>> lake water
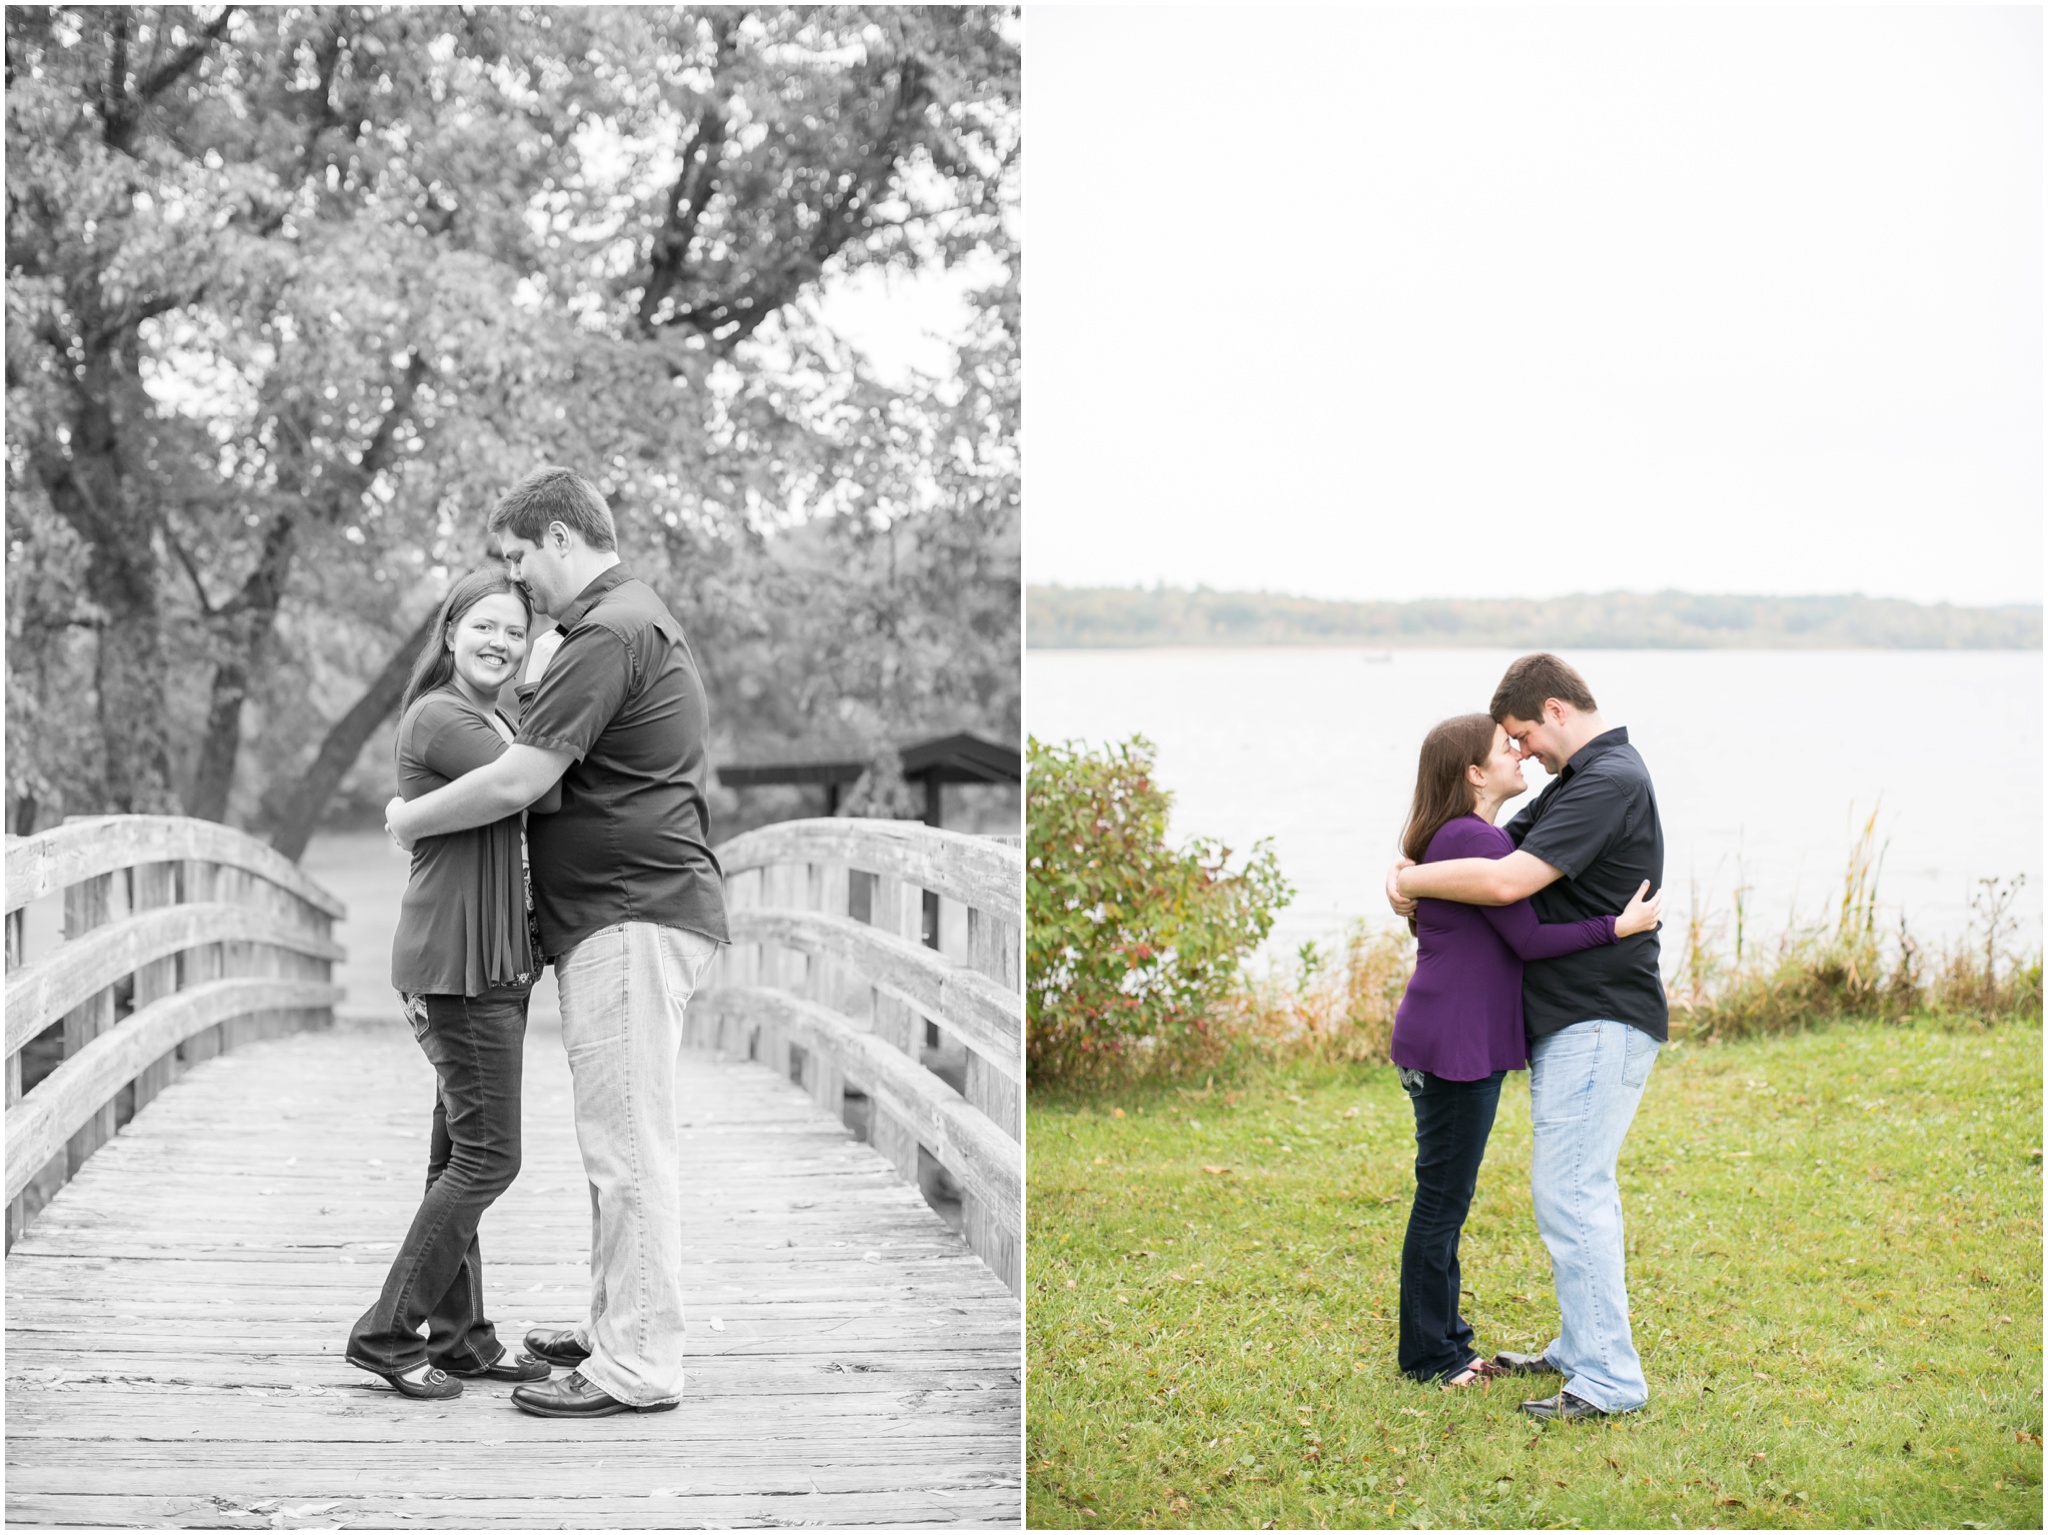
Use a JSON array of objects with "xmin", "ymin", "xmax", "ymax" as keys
[{"xmin": 1026, "ymin": 648, "xmax": 2042, "ymax": 964}]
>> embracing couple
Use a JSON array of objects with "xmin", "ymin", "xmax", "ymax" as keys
[
  {"xmin": 1384, "ymin": 652, "xmax": 1666, "ymax": 1421},
  {"xmin": 342, "ymin": 465, "xmax": 729, "ymax": 1420}
]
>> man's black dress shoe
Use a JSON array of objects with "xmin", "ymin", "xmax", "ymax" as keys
[
  {"xmin": 523, "ymin": 1328, "xmax": 591, "ymax": 1368},
  {"xmin": 511, "ymin": 1369, "xmax": 680, "ymax": 1419},
  {"xmin": 1519, "ymin": 1390, "xmax": 1608, "ymax": 1421},
  {"xmin": 443, "ymin": 1352, "xmax": 551, "ymax": 1383},
  {"xmin": 345, "ymin": 1356, "xmax": 463, "ymax": 1400},
  {"xmin": 1493, "ymin": 1350, "xmax": 1564, "ymax": 1376}
]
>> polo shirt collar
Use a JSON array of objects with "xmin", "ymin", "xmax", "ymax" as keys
[
  {"xmin": 1558, "ymin": 725, "xmax": 1629, "ymax": 781},
  {"xmin": 555, "ymin": 563, "xmax": 632, "ymax": 631}
]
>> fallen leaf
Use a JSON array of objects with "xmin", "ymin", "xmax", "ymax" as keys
[
  {"xmin": 1200, "ymin": 1165, "xmax": 1231, "ymax": 1176},
  {"xmin": 1112, "ymin": 1108, "xmax": 1125, "ymax": 1119}
]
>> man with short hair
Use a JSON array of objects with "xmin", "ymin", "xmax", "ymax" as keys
[
  {"xmin": 1387, "ymin": 652, "xmax": 1665, "ymax": 1420},
  {"xmin": 387, "ymin": 465, "xmax": 728, "ymax": 1419}
]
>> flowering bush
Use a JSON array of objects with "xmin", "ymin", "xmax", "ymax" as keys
[{"xmin": 1026, "ymin": 735, "xmax": 1290, "ymax": 1083}]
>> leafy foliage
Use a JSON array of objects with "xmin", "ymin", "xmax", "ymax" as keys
[
  {"xmin": 6, "ymin": 5, "xmax": 1019, "ymax": 849},
  {"xmin": 1028, "ymin": 585, "xmax": 2043, "ymax": 650},
  {"xmin": 1026, "ymin": 735, "xmax": 1290, "ymax": 1083}
]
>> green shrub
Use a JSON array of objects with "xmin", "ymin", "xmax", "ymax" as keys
[{"xmin": 1026, "ymin": 735, "xmax": 1289, "ymax": 1083}]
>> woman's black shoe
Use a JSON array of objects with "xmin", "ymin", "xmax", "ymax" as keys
[
  {"xmin": 443, "ymin": 1352, "xmax": 551, "ymax": 1383},
  {"xmin": 346, "ymin": 1356, "xmax": 463, "ymax": 1400}
]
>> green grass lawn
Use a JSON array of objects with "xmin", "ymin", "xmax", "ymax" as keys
[{"xmin": 1026, "ymin": 1017, "xmax": 2043, "ymax": 1529}]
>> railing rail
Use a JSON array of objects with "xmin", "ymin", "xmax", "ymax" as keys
[
  {"xmin": 695, "ymin": 818, "xmax": 1024, "ymax": 1293},
  {"xmin": 4, "ymin": 816, "xmax": 345, "ymax": 1246}
]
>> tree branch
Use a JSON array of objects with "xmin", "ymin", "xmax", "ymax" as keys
[
  {"xmin": 163, "ymin": 518, "xmax": 219, "ymax": 617},
  {"xmin": 135, "ymin": 7, "xmax": 236, "ymax": 105}
]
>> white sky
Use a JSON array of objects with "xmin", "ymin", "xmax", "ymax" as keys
[{"xmin": 1025, "ymin": 6, "xmax": 2043, "ymax": 605}]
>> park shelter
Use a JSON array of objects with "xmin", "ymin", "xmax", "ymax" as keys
[{"xmin": 716, "ymin": 731, "xmax": 1020, "ymax": 828}]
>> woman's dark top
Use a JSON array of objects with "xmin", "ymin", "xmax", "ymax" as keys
[
  {"xmin": 1390, "ymin": 816, "xmax": 1618, "ymax": 1080},
  {"xmin": 391, "ymin": 690, "xmax": 534, "ymax": 997}
]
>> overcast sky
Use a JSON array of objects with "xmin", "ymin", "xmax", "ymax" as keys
[{"xmin": 1025, "ymin": 6, "xmax": 2042, "ymax": 606}]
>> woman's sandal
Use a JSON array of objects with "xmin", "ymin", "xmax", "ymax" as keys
[
  {"xmin": 346, "ymin": 1355, "xmax": 463, "ymax": 1400},
  {"xmin": 1441, "ymin": 1357, "xmax": 1511, "ymax": 1389}
]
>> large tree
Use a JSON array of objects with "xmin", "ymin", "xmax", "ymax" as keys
[{"xmin": 6, "ymin": 4, "xmax": 1019, "ymax": 852}]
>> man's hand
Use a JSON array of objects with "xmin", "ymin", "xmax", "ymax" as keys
[
  {"xmin": 1385, "ymin": 856, "xmax": 1418, "ymax": 919},
  {"xmin": 385, "ymin": 795, "xmax": 416, "ymax": 854}
]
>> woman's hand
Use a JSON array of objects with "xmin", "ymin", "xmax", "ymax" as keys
[
  {"xmin": 385, "ymin": 796, "xmax": 417, "ymax": 854},
  {"xmin": 1614, "ymin": 879, "xmax": 1663, "ymax": 937},
  {"xmin": 1385, "ymin": 857, "xmax": 1418, "ymax": 919}
]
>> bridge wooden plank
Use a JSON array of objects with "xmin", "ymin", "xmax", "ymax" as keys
[
  {"xmin": 729, "ymin": 906, "xmax": 1023, "ymax": 1084},
  {"xmin": 717, "ymin": 818, "xmax": 1022, "ymax": 928},
  {"xmin": 5, "ymin": 817, "xmax": 347, "ymax": 920},
  {"xmin": 5, "ymin": 1024, "xmax": 1020, "ymax": 1528},
  {"xmin": 4, "ymin": 979, "xmax": 344, "ymax": 1202},
  {"xmin": 5, "ymin": 902, "xmax": 346, "ymax": 1052}
]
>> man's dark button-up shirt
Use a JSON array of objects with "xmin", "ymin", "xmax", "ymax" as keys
[
  {"xmin": 1505, "ymin": 726, "xmax": 1667, "ymax": 1043},
  {"xmin": 516, "ymin": 564, "xmax": 729, "ymax": 958}
]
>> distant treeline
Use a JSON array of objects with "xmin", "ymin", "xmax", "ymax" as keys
[{"xmin": 1028, "ymin": 586, "xmax": 2043, "ymax": 650}]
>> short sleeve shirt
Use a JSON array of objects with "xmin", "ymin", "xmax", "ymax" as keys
[
  {"xmin": 515, "ymin": 565, "xmax": 729, "ymax": 958},
  {"xmin": 390, "ymin": 690, "xmax": 534, "ymax": 995},
  {"xmin": 1504, "ymin": 727, "xmax": 1668, "ymax": 1042}
]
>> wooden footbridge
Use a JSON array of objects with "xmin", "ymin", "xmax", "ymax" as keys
[{"xmin": 5, "ymin": 816, "xmax": 1023, "ymax": 1529}]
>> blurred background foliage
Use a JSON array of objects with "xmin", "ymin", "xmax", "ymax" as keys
[{"xmin": 7, "ymin": 3, "xmax": 1019, "ymax": 855}]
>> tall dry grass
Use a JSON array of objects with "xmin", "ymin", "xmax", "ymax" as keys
[
  {"xmin": 1200, "ymin": 812, "xmax": 2040, "ymax": 1072},
  {"xmin": 1672, "ymin": 810, "xmax": 2040, "ymax": 1040}
]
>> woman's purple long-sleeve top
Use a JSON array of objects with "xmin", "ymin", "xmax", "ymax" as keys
[{"xmin": 1390, "ymin": 815, "xmax": 1617, "ymax": 1080}]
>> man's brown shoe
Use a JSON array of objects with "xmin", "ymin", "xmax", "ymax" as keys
[
  {"xmin": 523, "ymin": 1328, "xmax": 591, "ymax": 1368},
  {"xmin": 511, "ymin": 1370, "xmax": 679, "ymax": 1419}
]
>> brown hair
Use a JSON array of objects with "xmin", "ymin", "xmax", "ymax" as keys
[
  {"xmin": 1400, "ymin": 713, "xmax": 1498, "ymax": 866},
  {"xmin": 1489, "ymin": 652, "xmax": 1597, "ymax": 724},
  {"xmin": 399, "ymin": 568, "xmax": 533, "ymax": 716},
  {"xmin": 487, "ymin": 465, "xmax": 618, "ymax": 551}
]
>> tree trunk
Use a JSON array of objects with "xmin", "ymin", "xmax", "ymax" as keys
[
  {"xmin": 266, "ymin": 604, "xmax": 437, "ymax": 862},
  {"xmin": 185, "ymin": 515, "xmax": 297, "ymax": 823},
  {"xmin": 29, "ymin": 359, "xmax": 179, "ymax": 815}
]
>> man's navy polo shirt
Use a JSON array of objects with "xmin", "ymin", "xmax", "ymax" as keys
[
  {"xmin": 1505, "ymin": 726, "xmax": 1668, "ymax": 1043},
  {"xmin": 516, "ymin": 564, "xmax": 730, "ymax": 959}
]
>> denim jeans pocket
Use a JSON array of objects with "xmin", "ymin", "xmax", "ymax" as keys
[
  {"xmin": 1621, "ymin": 1026, "xmax": 1659, "ymax": 1090},
  {"xmin": 399, "ymin": 991, "xmax": 431, "ymax": 1044}
]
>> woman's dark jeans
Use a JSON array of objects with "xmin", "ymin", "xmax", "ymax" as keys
[
  {"xmin": 347, "ymin": 983, "xmax": 529, "ymax": 1373},
  {"xmin": 1397, "ymin": 1067, "xmax": 1506, "ymax": 1382}
]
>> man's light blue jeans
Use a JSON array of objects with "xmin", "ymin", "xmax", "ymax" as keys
[
  {"xmin": 555, "ymin": 920, "xmax": 721, "ymax": 1407},
  {"xmin": 1527, "ymin": 1018, "xmax": 1660, "ymax": 1412}
]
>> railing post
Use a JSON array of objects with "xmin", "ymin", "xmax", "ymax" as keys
[
  {"xmin": 964, "ymin": 905, "xmax": 1022, "ymax": 1289},
  {"xmin": 866, "ymin": 871, "xmax": 926, "ymax": 1184},
  {"xmin": 129, "ymin": 862, "xmax": 182, "ymax": 1115},
  {"xmin": 179, "ymin": 859, "xmax": 224, "ymax": 1066},
  {"xmin": 62, "ymin": 871, "xmax": 116, "ymax": 1177},
  {"xmin": 6, "ymin": 895, "xmax": 26, "ymax": 1249}
]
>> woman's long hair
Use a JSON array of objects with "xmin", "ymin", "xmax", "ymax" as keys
[
  {"xmin": 399, "ymin": 568, "xmax": 532, "ymax": 717},
  {"xmin": 1399, "ymin": 713, "xmax": 1498, "ymax": 865}
]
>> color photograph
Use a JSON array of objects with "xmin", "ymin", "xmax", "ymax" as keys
[
  {"xmin": 1024, "ymin": 7, "xmax": 2041, "ymax": 1529},
  {"xmin": 5, "ymin": 6, "xmax": 1021, "ymax": 1527}
]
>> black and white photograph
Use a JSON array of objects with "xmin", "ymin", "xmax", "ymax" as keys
[{"xmin": 5, "ymin": 6, "xmax": 1021, "ymax": 1527}]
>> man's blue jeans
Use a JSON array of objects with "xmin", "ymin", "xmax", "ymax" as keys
[{"xmin": 1527, "ymin": 1018, "xmax": 1659, "ymax": 1412}]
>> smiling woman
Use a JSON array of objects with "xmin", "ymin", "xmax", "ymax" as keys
[{"xmin": 344, "ymin": 565, "xmax": 561, "ymax": 1399}]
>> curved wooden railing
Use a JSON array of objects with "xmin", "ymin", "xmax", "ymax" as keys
[
  {"xmin": 4, "ymin": 817, "xmax": 345, "ymax": 1248},
  {"xmin": 694, "ymin": 818, "xmax": 1023, "ymax": 1293}
]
